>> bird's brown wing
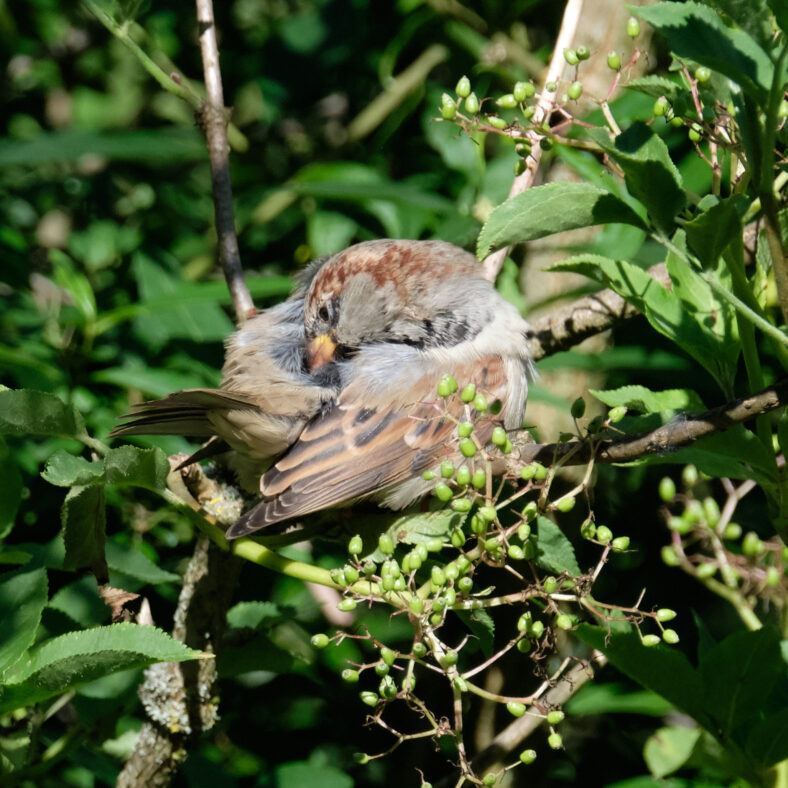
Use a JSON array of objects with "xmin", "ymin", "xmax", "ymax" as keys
[
  {"xmin": 109, "ymin": 389, "xmax": 264, "ymax": 438},
  {"xmin": 226, "ymin": 355, "xmax": 511, "ymax": 537}
]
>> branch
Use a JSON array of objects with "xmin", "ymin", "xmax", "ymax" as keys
[
  {"xmin": 517, "ymin": 377, "xmax": 788, "ymax": 467},
  {"xmin": 195, "ymin": 0, "xmax": 255, "ymax": 325},
  {"xmin": 482, "ymin": 0, "xmax": 585, "ymax": 283}
]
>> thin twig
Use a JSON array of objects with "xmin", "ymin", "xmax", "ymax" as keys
[
  {"xmin": 481, "ymin": 0, "xmax": 585, "ymax": 283},
  {"xmin": 195, "ymin": 0, "xmax": 255, "ymax": 325}
]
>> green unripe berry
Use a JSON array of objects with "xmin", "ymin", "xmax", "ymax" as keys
[
  {"xmin": 393, "ymin": 575, "xmax": 406, "ymax": 591},
  {"xmin": 507, "ymin": 701, "xmax": 526, "ymax": 717},
  {"xmin": 607, "ymin": 51, "xmax": 621, "ymax": 70},
  {"xmin": 546, "ymin": 710, "xmax": 565, "ymax": 725},
  {"xmin": 409, "ymin": 598, "xmax": 424, "ymax": 614},
  {"xmin": 482, "ymin": 774, "xmax": 497, "ymax": 787},
  {"xmin": 580, "ymin": 519, "xmax": 596, "ymax": 539},
  {"xmin": 441, "ymin": 459, "xmax": 455, "ymax": 478},
  {"xmin": 702, "ymin": 497, "xmax": 720, "ymax": 527},
  {"xmin": 457, "ymin": 576, "xmax": 473, "ymax": 593},
  {"xmin": 522, "ymin": 540, "xmax": 536, "ymax": 560},
  {"xmin": 517, "ymin": 612, "xmax": 532, "ymax": 631},
  {"xmin": 432, "ymin": 596, "xmax": 446, "ymax": 614},
  {"xmin": 437, "ymin": 373, "xmax": 458, "ymax": 398},
  {"xmin": 694, "ymin": 66, "xmax": 711, "ymax": 83},
  {"xmin": 430, "ymin": 612, "xmax": 442, "ymax": 626},
  {"xmin": 669, "ymin": 114, "xmax": 684, "ymax": 127},
  {"xmin": 473, "ymin": 393, "xmax": 488, "ymax": 412},
  {"xmin": 658, "ymin": 477, "xmax": 676, "ymax": 502},
  {"xmin": 444, "ymin": 587, "xmax": 456, "ymax": 605},
  {"xmin": 338, "ymin": 598, "xmax": 357, "ymax": 612},
  {"xmin": 461, "ymin": 383, "xmax": 477, "ymax": 402},
  {"xmin": 379, "ymin": 647, "xmax": 396, "ymax": 666},
  {"xmin": 508, "ymin": 544, "xmax": 525, "ymax": 560},
  {"xmin": 533, "ymin": 463, "xmax": 548, "ymax": 481},
  {"xmin": 563, "ymin": 48, "xmax": 579, "ymax": 65},
  {"xmin": 456, "ymin": 555, "xmax": 471, "ymax": 573},
  {"xmin": 519, "ymin": 749, "xmax": 537, "ymax": 764},
  {"xmin": 513, "ymin": 81, "xmax": 535, "ymax": 101},
  {"xmin": 661, "ymin": 545, "xmax": 680, "ymax": 566},
  {"xmin": 724, "ymin": 522, "xmax": 742, "ymax": 540},
  {"xmin": 379, "ymin": 675, "xmax": 397, "ymax": 698},
  {"xmin": 682, "ymin": 464, "xmax": 698, "ymax": 487},
  {"xmin": 344, "ymin": 565, "xmax": 359, "ymax": 584},
  {"xmin": 529, "ymin": 620, "xmax": 545, "ymax": 638},
  {"xmin": 668, "ymin": 516, "xmax": 691, "ymax": 535},
  {"xmin": 517, "ymin": 523, "xmax": 532, "ymax": 542},
  {"xmin": 455, "ymin": 465, "xmax": 471, "ymax": 486},
  {"xmin": 421, "ymin": 469, "xmax": 435, "ymax": 481},
  {"xmin": 360, "ymin": 691, "xmax": 379, "ymax": 706},
  {"xmin": 515, "ymin": 141, "xmax": 532, "ymax": 157},
  {"xmin": 779, "ymin": 100, "xmax": 788, "ymax": 119},
  {"xmin": 766, "ymin": 566, "xmax": 781, "ymax": 586},
  {"xmin": 451, "ymin": 497, "xmax": 472, "ymax": 513},
  {"xmin": 426, "ymin": 538, "xmax": 443, "ymax": 552},
  {"xmin": 523, "ymin": 501, "xmax": 538, "ymax": 521},
  {"xmin": 486, "ymin": 115, "xmax": 507, "ymax": 129},
  {"xmin": 626, "ymin": 16, "xmax": 640, "ymax": 37},
  {"xmin": 688, "ymin": 124, "xmax": 701, "ymax": 142},
  {"xmin": 520, "ymin": 464, "xmax": 537, "ymax": 481},
  {"xmin": 611, "ymin": 536, "xmax": 630, "ymax": 552},
  {"xmin": 464, "ymin": 92, "xmax": 480, "ymax": 115},
  {"xmin": 556, "ymin": 496, "xmax": 576, "ymax": 513},
  {"xmin": 576, "ymin": 45, "xmax": 590, "ymax": 60},
  {"xmin": 459, "ymin": 438, "xmax": 476, "ymax": 457},
  {"xmin": 545, "ymin": 81, "xmax": 557, "ymax": 92},
  {"xmin": 362, "ymin": 560, "xmax": 376, "ymax": 576},
  {"xmin": 608, "ymin": 405, "xmax": 627, "ymax": 423},
  {"xmin": 415, "ymin": 543, "xmax": 428, "ymax": 561},
  {"xmin": 539, "ymin": 137, "xmax": 554, "ymax": 151},
  {"xmin": 348, "ymin": 534, "xmax": 363, "ymax": 555},
  {"xmin": 440, "ymin": 94, "xmax": 457, "ymax": 120},
  {"xmin": 381, "ymin": 575, "xmax": 395, "ymax": 591},
  {"xmin": 470, "ymin": 514, "xmax": 486, "ymax": 535},
  {"xmin": 567, "ymin": 81, "xmax": 583, "ymax": 100},
  {"xmin": 342, "ymin": 668, "xmax": 360, "ymax": 683},
  {"xmin": 440, "ymin": 650, "xmax": 458, "ymax": 668},
  {"xmin": 457, "ymin": 421, "xmax": 474, "ymax": 438},
  {"xmin": 354, "ymin": 752, "xmax": 370, "ymax": 764},
  {"xmin": 450, "ymin": 529, "xmax": 465, "ymax": 548},
  {"xmin": 456, "ymin": 75, "xmax": 471, "ymax": 98},
  {"xmin": 555, "ymin": 614, "xmax": 574, "ymax": 630},
  {"xmin": 496, "ymin": 93, "xmax": 518, "ymax": 109},
  {"xmin": 516, "ymin": 637, "xmax": 532, "ymax": 653},
  {"xmin": 478, "ymin": 506, "xmax": 497, "ymax": 523},
  {"xmin": 642, "ymin": 634, "xmax": 661, "ymax": 647},
  {"xmin": 471, "ymin": 469, "xmax": 486, "ymax": 489},
  {"xmin": 311, "ymin": 633, "xmax": 330, "ymax": 649},
  {"xmin": 696, "ymin": 562, "xmax": 717, "ymax": 579},
  {"xmin": 431, "ymin": 566, "xmax": 446, "ymax": 587},
  {"xmin": 570, "ymin": 397, "xmax": 586, "ymax": 419},
  {"xmin": 548, "ymin": 732, "xmax": 564, "ymax": 750},
  {"xmin": 596, "ymin": 525, "xmax": 613, "ymax": 544},
  {"xmin": 378, "ymin": 533, "xmax": 395, "ymax": 555},
  {"xmin": 543, "ymin": 576, "xmax": 558, "ymax": 594},
  {"xmin": 653, "ymin": 96, "xmax": 670, "ymax": 116},
  {"xmin": 662, "ymin": 629, "xmax": 679, "ymax": 644},
  {"xmin": 656, "ymin": 608, "xmax": 676, "ymax": 622},
  {"xmin": 412, "ymin": 642, "xmax": 428, "ymax": 658},
  {"xmin": 742, "ymin": 531, "xmax": 763, "ymax": 556},
  {"xmin": 434, "ymin": 482, "xmax": 453, "ymax": 502},
  {"xmin": 491, "ymin": 426, "xmax": 507, "ymax": 446}
]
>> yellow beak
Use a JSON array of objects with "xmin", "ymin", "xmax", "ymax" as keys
[{"xmin": 307, "ymin": 333, "xmax": 337, "ymax": 371}]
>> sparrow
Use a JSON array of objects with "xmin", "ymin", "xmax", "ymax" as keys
[{"xmin": 111, "ymin": 239, "xmax": 532, "ymax": 539}]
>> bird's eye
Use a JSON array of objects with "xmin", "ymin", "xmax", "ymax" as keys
[{"xmin": 317, "ymin": 305, "xmax": 330, "ymax": 322}]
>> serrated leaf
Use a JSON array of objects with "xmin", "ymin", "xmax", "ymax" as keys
[
  {"xmin": 0, "ymin": 389, "xmax": 86, "ymax": 440},
  {"xmin": 0, "ymin": 623, "xmax": 203, "ymax": 713},
  {"xmin": 103, "ymin": 445, "xmax": 169, "ymax": 491},
  {"xmin": 625, "ymin": 75, "xmax": 684, "ymax": 101},
  {"xmin": 61, "ymin": 485, "xmax": 106, "ymax": 576},
  {"xmin": 634, "ymin": 2, "xmax": 774, "ymax": 103},
  {"xmin": 590, "ymin": 386, "xmax": 705, "ymax": 414},
  {"xmin": 684, "ymin": 195, "xmax": 748, "ymax": 268},
  {"xmin": 534, "ymin": 516, "xmax": 580, "ymax": 576},
  {"xmin": 48, "ymin": 576, "xmax": 109, "ymax": 628},
  {"xmin": 227, "ymin": 601, "xmax": 283, "ymax": 630},
  {"xmin": 42, "ymin": 450, "xmax": 105, "ymax": 487},
  {"xmin": 476, "ymin": 182, "xmax": 646, "ymax": 258},
  {"xmin": 105, "ymin": 541, "xmax": 179, "ymax": 585},
  {"xmin": 0, "ymin": 568, "xmax": 48, "ymax": 678},
  {"xmin": 588, "ymin": 122, "xmax": 684, "ymax": 233},
  {"xmin": 644, "ymin": 726, "xmax": 702, "ymax": 778}
]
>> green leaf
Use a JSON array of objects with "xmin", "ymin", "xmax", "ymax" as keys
[
  {"xmin": 634, "ymin": 2, "xmax": 774, "ymax": 103},
  {"xmin": 712, "ymin": 0, "xmax": 774, "ymax": 48},
  {"xmin": 566, "ymin": 683, "xmax": 674, "ymax": 717},
  {"xmin": 588, "ymin": 122, "xmax": 685, "ymax": 233},
  {"xmin": 48, "ymin": 576, "xmax": 109, "ymax": 628},
  {"xmin": 643, "ymin": 726, "xmax": 702, "ymax": 778},
  {"xmin": 306, "ymin": 211, "xmax": 358, "ymax": 257},
  {"xmin": 590, "ymin": 386, "xmax": 705, "ymax": 414},
  {"xmin": 684, "ymin": 195, "xmax": 748, "ymax": 269},
  {"xmin": 0, "ymin": 389, "xmax": 86, "ymax": 440},
  {"xmin": 745, "ymin": 707, "xmax": 788, "ymax": 767},
  {"xmin": 0, "ymin": 623, "xmax": 203, "ymax": 714},
  {"xmin": 768, "ymin": 0, "xmax": 788, "ymax": 35},
  {"xmin": 61, "ymin": 485, "xmax": 107, "ymax": 576},
  {"xmin": 699, "ymin": 627, "xmax": 784, "ymax": 738},
  {"xmin": 105, "ymin": 541, "xmax": 179, "ymax": 585},
  {"xmin": 476, "ymin": 182, "xmax": 646, "ymax": 258},
  {"xmin": 104, "ymin": 445, "xmax": 170, "ymax": 491},
  {"xmin": 42, "ymin": 450, "xmax": 105, "ymax": 487},
  {"xmin": 227, "ymin": 601, "xmax": 283, "ymax": 630},
  {"xmin": 0, "ymin": 568, "xmax": 48, "ymax": 678},
  {"xmin": 457, "ymin": 609, "xmax": 495, "ymax": 658},
  {"xmin": 534, "ymin": 516, "xmax": 580, "ymax": 576},
  {"xmin": 275, "ymin": 761, "xmax": 353, "ymax": 788},
  {"xmin": 0, "ymin": 438, "xmax": 22, "ymax": 540},
  {"xmin": 576, "ymin": 624, "xmax": 710, "ymax": 728},
  {"xmin": 624, "ymin": 74, "xmax": 684, "ymax": 101}
]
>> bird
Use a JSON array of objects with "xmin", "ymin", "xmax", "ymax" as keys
[{"xmin": 111, "ymin": 239, "xmax": 532, "ymax": 539}]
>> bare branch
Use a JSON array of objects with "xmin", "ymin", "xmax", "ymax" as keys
[
  {"xmin": 482, "ymin": 0, "xmax": 585, "ymax": 283},
  {"xmin": 517, "ymin": 377, "xmax": 788, "ymax": 467},
  {"xmin": 195, "ymin": 0, "xmax": 255, "ymax": 325}
]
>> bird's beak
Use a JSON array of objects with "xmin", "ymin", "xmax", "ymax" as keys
[{"xmin": 307, "ymin": 333, "xmax": 337, "ymax": 371}]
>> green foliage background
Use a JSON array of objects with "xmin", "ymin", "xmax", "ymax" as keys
[{"xmin": 1, "ymin": 1, "xmax": 787, "ymax": 786}]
